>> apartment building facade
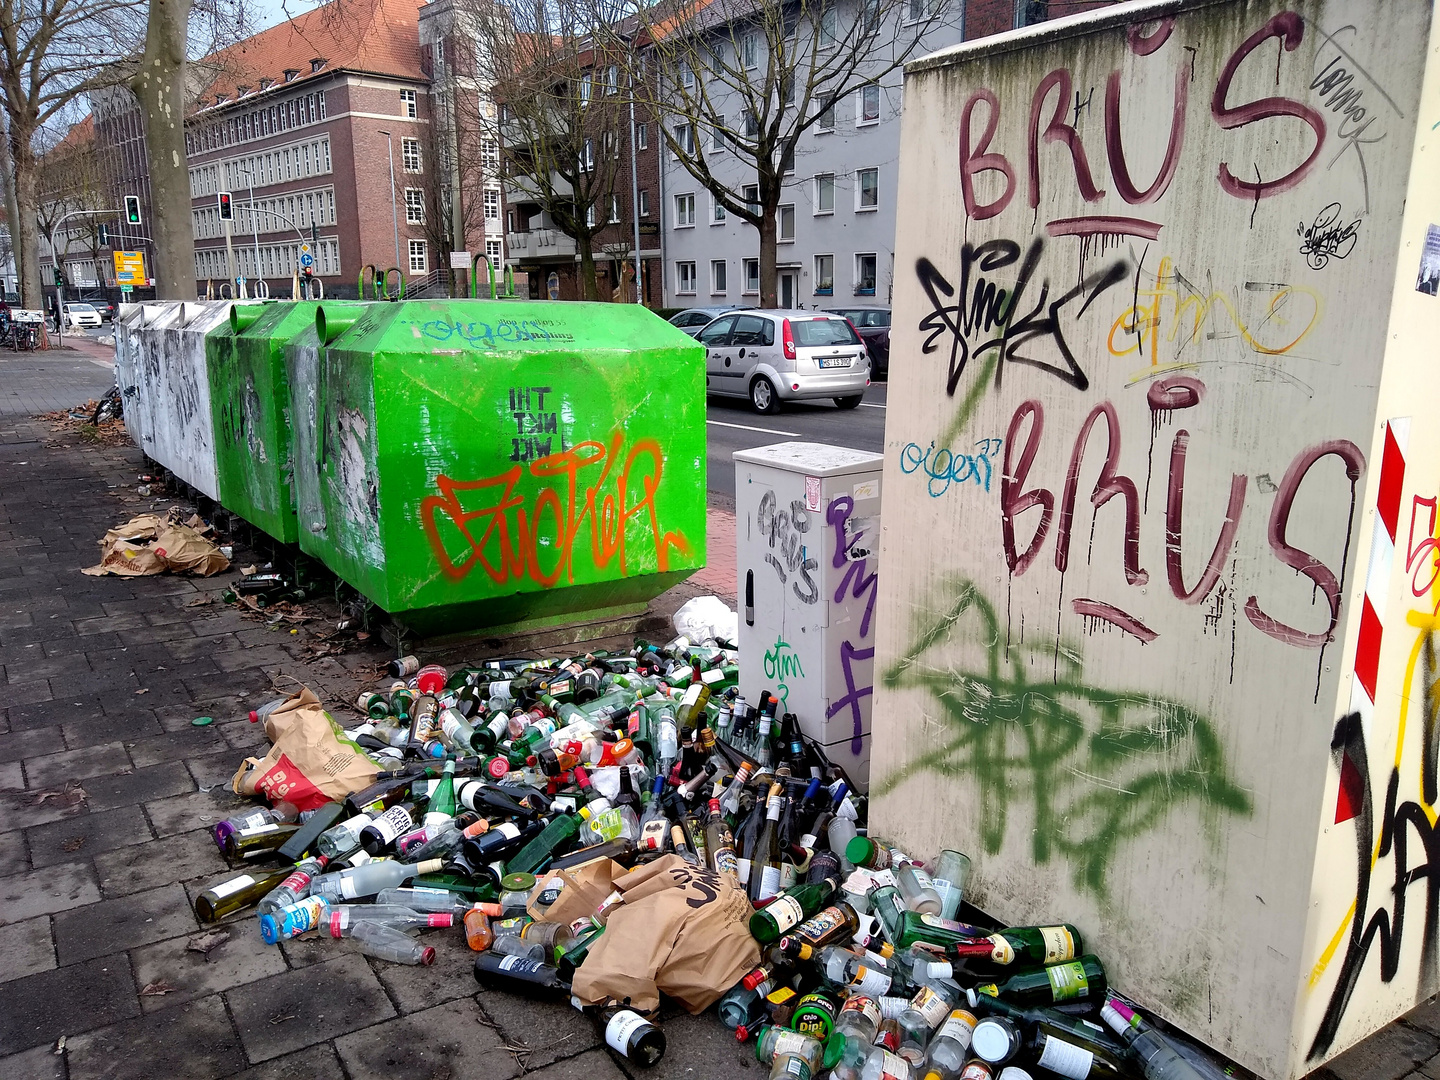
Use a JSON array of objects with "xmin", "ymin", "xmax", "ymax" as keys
[{"xmin": 660, "ymin": 0, "xmax": 1111, "ymax": 309}]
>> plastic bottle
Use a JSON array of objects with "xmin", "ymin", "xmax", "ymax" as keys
[
  {"xmin": 247, "ymin": 697, "xmax": 290, "ymax": 725},
  {"xmin": 309, "ymin": 857, "xmax": 444, "ymax": 901},
  {"xmin": 256, "ymin": 855, "xmax": 327, "ymax": 916},
  {"xmin": 352, "ymin": 919, "xmax": 435, "ymax": 965},
  {"xmin": 465, "ymin": 907, "xmax": 495, "ymax": 951},
  {"xmin": 259, "ymin": 895, "xmax": 329, "ymax": 944}
]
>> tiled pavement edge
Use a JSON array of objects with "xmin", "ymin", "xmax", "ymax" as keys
[{"xmin": 2, "ymin": 356, "xmax": 1432, "ymax": 1079}]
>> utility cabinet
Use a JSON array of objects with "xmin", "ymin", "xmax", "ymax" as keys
[{"xmin": 735, "ymin": 443, "xmax": 883, "ymax": 788}]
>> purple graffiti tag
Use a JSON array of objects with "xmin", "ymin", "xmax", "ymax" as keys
[
  {"xmin": 826, "ymin": 640, "xmax": 877, "ymax": 756},
  {"xmin": 828, "ymin": 496, "xmax": 879, "ymax": 638}
]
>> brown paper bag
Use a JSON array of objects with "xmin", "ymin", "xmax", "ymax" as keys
[
  {"xmin": 230, "ymin": 686, "xmax": 378, "ymax": 811},
  {"xmin": 83, "ymin": 513, "xmax": 229, "ymax": 577},
  {"xmin": 153, "ymin": 523, "xmax": 229, "ymax": 575},
  {"xmin": 570, "ymin": 854, "xmax": 759, "ymax": 1014},
  {"xmin": 527, "ymin": 860, "xmax": 620, "ymax": 924}
]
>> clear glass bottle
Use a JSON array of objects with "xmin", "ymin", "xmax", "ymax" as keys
[{"xmin": 930, "ymin": 851, "xmax": 970, "ymax": 921}]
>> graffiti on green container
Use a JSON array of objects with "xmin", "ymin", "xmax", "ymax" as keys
[
  {"xmin": 419, "ymin": 317, "xmax": 575, "ymax": 348},
  {"xmin": 420, "ymin": 428, "xmax": 693, "ymax": 587},
  {"xmin": 877, "ymin": 577, "xmax": 1251, "ymax": 897},
  {"xmin": 509, "ymin": 385, "xmax": 567, "ymax": 463}
]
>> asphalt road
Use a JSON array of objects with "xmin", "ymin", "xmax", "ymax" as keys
[{"xmin": 705, "ymin": 379, "xmax": 888, "ymax": 501}]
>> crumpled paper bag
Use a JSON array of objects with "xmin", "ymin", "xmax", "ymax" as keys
[
  {"xmin": 571, "ymin": 854, "xmax": 759, "ymax": 1014},
  {"xmin": 83, "ymin": 512, "xmax": 229, "ymax": 577},
  {"xmin": 527, "ymin": 859, "xmax": 621, "ymax": 925},
  {"xmin": 230, "ymin": 686, "xmax": 378, "ymax": 810}
]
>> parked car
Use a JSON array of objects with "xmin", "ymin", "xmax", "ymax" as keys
[
  {"xmin": 698, "ymin": 310, "xmax": 870, "ymax": 413},
  {"xmin": 80, "ymin": 295, "xmax": 115, "ymax": 321},
  {"xmin": 63, "ymin": 302, "xmax": 102, "ymax": 330},
  {"xmin": 826, "ymin": 307, "xmax": 891, "ymax": 377},
  {"xmin": 668, "ymin": 306, "xmax": 749, "ymax": 336}
]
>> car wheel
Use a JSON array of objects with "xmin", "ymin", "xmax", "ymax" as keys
[
  {"xmin": 834, "ymin": 395, "xmax": 863, "ymax": 410},
  {"xmin": 750, "ymin": 377, "xmax": 781, "ymax": 414}
]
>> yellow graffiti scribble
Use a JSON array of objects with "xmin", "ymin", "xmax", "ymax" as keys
[{"xmin": 1108, "ymin": 256, "xmax": 1322, "ymax": 367}]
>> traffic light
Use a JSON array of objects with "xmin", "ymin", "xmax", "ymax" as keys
[
  {"xmin": 218, "ymin": 191, "xmax": 233, "ymax": 220},
  {"xmin": 54, "ymin": 266, "xmax": 63, "ymax": 287},
  {"xmin": 124, "ymin": 195, "xmax": 142, "ymax": 225},
  {"xmin": 98, "ymin": 224, "xmax": 108, "ymax": 246}
]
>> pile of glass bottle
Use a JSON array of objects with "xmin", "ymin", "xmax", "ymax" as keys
[{"xmin": 196, "ymin": 638, "xmax": 1204, "ymax": 1080}]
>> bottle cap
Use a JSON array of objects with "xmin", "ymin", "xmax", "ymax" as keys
[
  {"xmin": 844, "ymin": 836, "xmax": 876, "ymax": 864},
  {"xmin": 501, "ymin": 872, "xmax": 536, "ymax": 893},
  {"xmin": 258, "ymin": 914, "xmax": 282, "ymax": 945},
  {"xmin": 971, "ymin": 1017, "xmax": 1019, "ymax": 1063},
  {"xmin": 419, "ymin": 945, "xmax": 436, "ymax": 965}
]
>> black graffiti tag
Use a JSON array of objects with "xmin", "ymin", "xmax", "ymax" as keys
[{"xmin": 757, "ymin": 490, "xmax": 819, "ymax": 604}]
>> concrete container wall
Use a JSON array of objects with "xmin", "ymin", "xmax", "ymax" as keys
[
  {"xmin": 116, "ymin": 301, "xmax": 233, "ymax": 500},
  {"xmin": 868, "ymin": 1, "xmax": 1440, "ymax": 1076}
]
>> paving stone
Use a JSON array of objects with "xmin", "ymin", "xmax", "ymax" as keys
[
  {"xmin": 0, "ymin": 726, "xmax": 69, "ymax": 761},
  {"xmin": 1328, "ymin": 1022, "xmax": 1440, "ymax": 1080},
  {"xmin": 145, "ymin": 788, "xmax": 248, "ymax": 838},
  {"xmin": 61, "ymin": 711, "xmax": 164, "ymax": 749},
  {"xmin": 476, "ymin": 987, "xmax": 602, "ymax": 1072},
  {"xmin": 186, "ymin": 751, "xmax": 244, "ymax": 791},
  {"xmin": 335, "ymin": 997, "xmax": 519, "ymax": 1080},
  {"xmin": 4, "ymin": 679, "xmax": 53, "ymax": 705},
  {"xmin": 226, "ymin": 953, "xmax": 396, "ymax": 1063},
  {"xmin": 0, "ymin": 760, "xmax": 22, "ymax": 790},
  {"xmin": 42, "ymin": 632, "xmax": 120, "ymax": 657},
  {"xmin": 0, "ymin": 828, "xmax": 27, "ymax": 875},
  {"xmin": 0, "ymin": 1043, "xmax": 66, "ymax": 1079},
  {"xmin": 26, "ymin": 805, "xmax": 151, "ymax": 869},
  {"xmin": 53, "ymin": 882, "xmax": 197, "ymax": 964},
  {"xmin": 24, "ymin": 741, "xmax": 132, "ymax": 788},
  {"xmin": 65, "ymin": 993, "xmax": 245, "ymax": 1080},
  {"xmin": 93, "ymin": 830, "xmax": 229, "ymax": 898},
  {"xmin": 0, "ymin": 955, "xmax": 139, "ymax": 1054},
  {"xmin": 217, "ymin": 1043, "xmax": 348, "ymax": 1080},
  {"xmin": 0, "ymin": 917, "xmax": 54, "ymax": 983},
  {"xmin": 505, "ymin": 1046, "xmax": 628, "ymax": 1080},
  {"xmin": 0, "ymin": 861, "xmax": 100, "ymax": 925},
  {"xmin": 369, "ymin": 929, "xmax": 482, "ymax": 1014},
  {"xmin": 125, "ymin": 725, "xmax": 230, "ymax": 768},
  {"xmin": 154, "ymin": 695, "xmax": 248, "ymax": 732},
  {"xmin": 130, "ymin": 927, "xmax": 288, "ymax": 1013},
  {"xmin": 1407, "ymin": 999, "xmax": 1440, "ymax": 1036},
  {"xmin": 83, "ymin": 763, "xmax": 194, "ymax": 812}
]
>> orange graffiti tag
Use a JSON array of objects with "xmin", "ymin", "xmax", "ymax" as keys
[{"xmin": 419, "ymin": 430, "xmax": 692, "ymax": 586}]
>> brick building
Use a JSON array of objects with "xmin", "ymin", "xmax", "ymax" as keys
[{"xmin": 92, "ymin": 0, "xmax": 490, "ymax": 299}]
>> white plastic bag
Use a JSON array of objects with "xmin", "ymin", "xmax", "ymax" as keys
[{"xmin": 673, "ymin": 595, "xmax": 738, "ymax": 644}]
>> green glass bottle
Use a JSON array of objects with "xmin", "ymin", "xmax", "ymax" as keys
[
  {"xmin": 425, "ymin": 759, "xmax": 458, "ymax": 825},
  {"xmin": 973, "ymin": 954, "xmax": 1107, "ymax": 1008},
  {"xmin": 505, "ymin": 812, "xmax": 582, "ymax": 874},
  {"xmin": 949, "ymin": 924, "xmax": 1083, "ymax": 971},
  {"xmin": 194, "ymin": 867, "xmax": 292, "ymax": 921},
  {"xmin": 750, "ymin": 875, "xmax": 839, "ymax": 945}
]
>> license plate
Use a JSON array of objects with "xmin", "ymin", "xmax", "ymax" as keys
[{"xmin": 819, "ymin": 357, "xmax": 851, "ymax": 369}]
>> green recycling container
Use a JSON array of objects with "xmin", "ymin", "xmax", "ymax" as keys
[
  {"xmin": 207, "ymin": 300, "xmax": 368, "ymax": 543},
  {"xmin": 296, "ymin": 299, "xmax": 707, "ymax": 635}
]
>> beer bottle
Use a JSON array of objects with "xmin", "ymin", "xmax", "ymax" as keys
[{"xmin": 776, "ymin": 902, "xmax": 862, "ymax": 959}]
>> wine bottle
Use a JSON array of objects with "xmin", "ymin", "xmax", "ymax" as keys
[
  {"xmin": 750, "ymin": 875, "xmax": 838, "ymax": 944},
  {"xmin": 775, "ymin": 902, "xmax": 861, "ymax": 959},
  {"xmin": 599, "ymin": 1007, "xmax": 667, "ymax": 1067},
  {"xmin": 358, "ymin": 802, "xmax": 418, "ymax": 856},
  {"xmin": 704, "ymin": 798, "xmax": 739, "ymax": 877},
  {"xmin": 970, "ymin": 1007, "xmax": 1127, "ymax": 1080},
  {"xmin": 194, "ymin": 867, "xmax": 292, "ymax": 922},
  {"xmin": 505, "ymin": 812, "xmax": 582, "ymax": 874},
  {"xmin": 309, "ymin": 857, "xmax": 444, "ymax": 901},
  {"xmin": 747, "ymin": 785, "xmax": 785, "ymax": 904},
  {"xmin": 948, "ymin": 925, "xmax": 1083, "ymax": 972},
  {"xmin": 970, "ymin": 955, "xmax": 1107, "ymax": 1008},
  {"xmin": 425, "ymin": 759, "xmax": 459, "ymax": 825},
  {"xmin": 473, "ymin": 952, "xmax": 571, "ymax": 998}
]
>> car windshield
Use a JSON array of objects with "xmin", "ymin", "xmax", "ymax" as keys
[
  {"xmin": 857, "ymin": 310, "xmax": 890, "ymax": 327},
  {"xmin": 793, "ymin": 317, "xmax": 861, "ymax": 347},
  {"xmin": 69, "ymin": 304, "xmax": 96, "ymax": 312}
]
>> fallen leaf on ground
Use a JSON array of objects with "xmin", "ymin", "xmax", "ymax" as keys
[
  {"xmin": 187, "ymin": 929, "xmax": 230, "ymax": 954},
  {"xmin": 60, "ymin": 836, "xmax": 85, "ymax": 852},
  {"xmin": 140, "ymin": 981, "xmax": 176, "ymax": 997}
]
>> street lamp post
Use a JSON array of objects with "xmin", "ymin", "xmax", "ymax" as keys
[
  {"xmin": 236, "ymin": 163, "xmax": 262, "ymax": 292},
  {"xmin": 377, "ymin": 130, "xmax": 401, "ymax": 275}
]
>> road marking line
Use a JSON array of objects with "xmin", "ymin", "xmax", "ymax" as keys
[
  {"xmin": 859, "ymin": 402, "xmax": 885, "ymax": 409},
  {"xmin": 707, "ymin": 419, "xmax": 802, "ymax": 437}
]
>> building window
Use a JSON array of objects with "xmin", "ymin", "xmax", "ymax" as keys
[
  {"xmin": 581, "ymin": 139, "xmax": 594, "ymax": 172},
  {"xmin": 1016, "ymin": 0, "xmax": 1046, "ymax": 28},
  {"xmin": 743, "ymin": 185, "xmax": 759, "ymax": 214},
  {"xmin": 605, "ymin": 65, "xmax": 619, "ymax": 94},
  {"xmin": 637, "ymin": 123, "xmax": 648, "ymax": 149},
  {"xmin": 405, "ymin": 188, "xmax": 424, "ymax": 223},
  {"xmin": 743, "ymin": 259, "xmax": 759, "ymax": 294},
  {"xmin": 814, "ymin": 174, "xmax": 834, "ymax": 214},
  {"xmin": 820, "ymin": 7, "xmax": 839, "ymax": 44},
  {"xmin": 402, "ymin": 137, "xmax": 421, "ymax": 171},
  {"xmin": 580, "ymin": 73, "xmax": 592, "ymax": 104},
  {"xmin": 814, "ymin": 254, "xmax": 834, "ymax": 295},
  {"xmin": 859, "ymin": 84, "xmax": 881, "ymax": 125},
  {"xmin": 744, "ymin": 110, "xmax": 759, "ymax": 138},
  {"xmin": 608, "ymin": 195, "xmax": 621, "ymax": 224},
  {"xmin": 712, "ymin": 259, "xmax": 727, "ymax": 293},
  {"xmin": 677, "ymin": 261, "xmax": 697, "ymax": 294},
  {"xmin": 400, "ymin": 89, "xmax": 417, "ymax": 118},
  {"xmin": 484, "ymin": 189, "xmax": 500, "ymax": 220},
  {"xmin": 639, "ymin": 189, "xmax": 650, "ymax": 216},
  {"xmin": 674, "ymin": 123, "xmax": 695, "ymax": 157},
  {"xmin": 857, "ymin": 167, "xmax": 879, "ymax": 210},
  {"xmin": 482, "ymin": 139, "xmax": 500, "ymax": 170},
  {"xmin": 675, "ymin": 193, "xmax": 695, "ymax": 227},
  {"xmin": 817, "ymin": 101, "xmax": 835, "ymax": 132},
  {"xmin": 743, "ymin": 34, "xmax": 758, "ymax": 69},
  {"xmin": 711, "ymin": 125, "xmax": 726, "ymax": 151},
  {"xmin": 855, "ymin": 253, "xmax": 877, "ymax": 295},
  {"xmin": 586, "ymin": 204, "xmax": 596, "ymax": 227},
  {"xmin": 409, "ymin": 239, "xmax": 427, "ymax": 273},
  {"xmin": 679, "ymin": 59, "xmax": 695, "ymax": 88},
  {"xmin": 486, "ymin": 239, "xmax": 503, "ymax": 270},
  {"xmin": 712, "ymin": 197, "xmax": 726, "ymax": 224},
  {"xmin": 778, "ymin": 204, "xmax": 794, "ymax": 241},
  {"xmin": 907, "ymin": 0, "xmax": 926, "ymax": 22}
]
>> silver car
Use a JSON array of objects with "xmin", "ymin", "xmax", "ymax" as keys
[{"xmin": 698, "ymin": 310, "xmax": 870, "ymax": 413}]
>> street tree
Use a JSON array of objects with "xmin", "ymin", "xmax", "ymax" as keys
[
  {"xmin": 37, "ymin": 119, "xmax": 110, "ymax": 287},
  {"xmin": 601, "ymin": 0, "xmax": 959, "ymax": 307},
  {"xmin": 466, "ymin": 0, "xmax": 629, "ymax": 301}
]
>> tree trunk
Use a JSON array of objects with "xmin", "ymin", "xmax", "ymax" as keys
[
  {"xmin": 12, "ymin": 135, "xmax": 41, "ymax": 309},
  {"xmin": 757, "ymin": 208, "xmax": 778, "ymax": 309},
  {"xmin": 131, "ymin": 0, "xmax": 194, "ymax": 301},
  {"xmin": 0, "ymin": 117, "xmax": 23, "ymax": 302},
  {"xmin": 577, "ymin": 233, "xmax": 598, "ymax": 301}
]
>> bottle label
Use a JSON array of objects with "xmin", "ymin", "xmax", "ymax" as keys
[
  {"xmin": 701, "ymin": 667, "xmax": 725, "ymax": 685},
  {"xmin": 758, "ymin": 864, "xmax": 782, "ymax": 901},
  {"xmin": 1041, "ymin": 926, "xmax": 1077, "ymax": 964},
  {"xmin": 840, "ymin": 995, "xmax": 880, "ymax": 1030},
  {"xmin": 870, "ymin": 1050, "xmax": 909, "ymax": 1080},
  {"xmin": 277, "ymin": 868, "xmax": 313, "ymax": 894},
  {"xmin": 850, "ymin": 964, "xmax": 892, "ymax": 996},
  {"xmin": 604, "ymin": 1010, "xmax": 653, "ymax": 1057},
  {"xmin": 779, "ymin": 861, "xmax": 798, "ymax": 891},
  {"xmin": 987, "ymin": 934, "xmax": 1016, "ymax": 965},
  {"xmin": 766, "ymin": 895, "xmax": 807, "ymax": 935},
  {"xmin": 329, "ymin": 909, "xmax": 351, "ymax": 936},
  {"xmin": 910, "ymin": 866, "xmax": 936, "ymax": 890},
  {"xmin": 796, "ymin": 906, "xmax": 846, "ymax": 942},
  {"xmin": 959, "ymin": 1064, "xmax": 994, "ymax": 1080},
  {"xmin": 370, "ymin": 805, "xmax": 412, "ymax": 845},
  {"xmin": 497, "ymin": 955, "xmax": 543, "ymax": 973},
  {"xmin": 765, "ymin": 1029, "xmax": 814, "ymax": 1058},
  {"xmin": 912, "ymin": 985, "xmax": 952, "ymax": 1029},
  {"xmin": 1046, "ymin": 960, "xmax": 1090, "ymax": 1002},
  {"xmin": 209, "ymin": 874, "xmax": 256, "ymax": 900},
  {"xmin": 919, "ymin": 914, "xmax": 969, "ymax": 931},
  {"xmin": 1037, "ymin": 1036, "xmax": 1095, "ymax": 1080},
  {"xmin": 736, "ymin": 857, "xmax": 751, "ymax": 885},
  {"xmin": 713, "ymin": 847, "xmax": 739, "ymax": 877},
  {"xmin": 937, "ymin": 1010, "xmax": 977, "ymax": 1050},
  {"xmin": 283, "ymin": 896, "xmax": 326, "ymax": 935},
  {"xmin": 236, "ymin": 822, "xmax": 281, "ymax": 837},
  {"xmin": 877, "ymin": 995, "xmax": 908, "ymax": 1020},
  {"xmin": 782, "ymin": 1056, "xmax": 812, "ymax": 1080}
]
